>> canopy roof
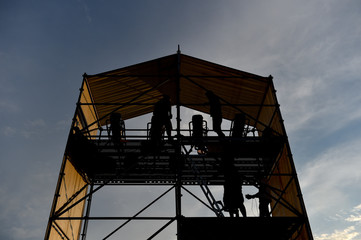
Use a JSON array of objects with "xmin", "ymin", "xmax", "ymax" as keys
[{"xmin": 83, "ymin": 53, "xmax": 278, "ymax": 133}]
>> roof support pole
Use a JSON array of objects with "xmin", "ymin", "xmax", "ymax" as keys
[
  {"xmin": 175, "ymin": 46, "xmax": 182, "ymax": 240},
  {"xmin": 176, "ymin": 46, "xmax": 181, "ymax": 137},
  {"xmin": 81, "ymin": 184, "xmax": 94, "ymax": 240}
]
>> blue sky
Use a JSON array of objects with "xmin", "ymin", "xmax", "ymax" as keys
[{"xmin": 1, "ymin": 0, "xmax": 361, "ymax": 239}]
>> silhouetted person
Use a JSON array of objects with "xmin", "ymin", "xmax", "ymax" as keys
[
  {"xmin": 223, "ymin": 163, "xmax": 247, "ymax": 217},
  {"xmin": 205, "ymin": 91, "xmax": 225, "ymax": 137},
  {"xmin": 246, "ymin": 184, "xmax": 271, "ymax": 217},
  {"xmin": 231, "ymin": 113, "xmax": 246, "ymax": 138},
  {"xmin": 151, "ymin": 95, "xmax": 173, "ymax": 142},
  {"xmin": 109, "ymin": 112, "xmax": 125, "ymax": 146}
]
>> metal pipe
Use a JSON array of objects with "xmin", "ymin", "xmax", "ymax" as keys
[
  {"xmin": 81, "ymin": 184, "xmax": 94, "ymax": 240},
  {"xmin": 147, "ymin": 218, "xmax": 176, "ymax": 240},
  {"xmin": 175, "ymin": 46, "xmax": 182, "ymax": 240}
]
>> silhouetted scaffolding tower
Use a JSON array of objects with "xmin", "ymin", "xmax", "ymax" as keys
[{"xmin": 45, "ymin": 50, "xmax": 313, "ymax": 240}]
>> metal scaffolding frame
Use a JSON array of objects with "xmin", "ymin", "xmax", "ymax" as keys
[{"xmin": 45, "ymin": 50, "xmax": 313, "ymax": 240}]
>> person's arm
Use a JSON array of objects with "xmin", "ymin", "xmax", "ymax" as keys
[{"xmin": 246, "ymin": 192, "xmax": 260, "ymax": 199}]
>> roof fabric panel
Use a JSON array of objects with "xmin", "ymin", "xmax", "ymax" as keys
[
  {"xmin": 48, "ymin": 157, "xmax": 87, "ymax": 240},
  {"xmin": 85, "ymin": 54, "xmax": 178, "ymax": 125},
  {"xmin": 84, "ymin": 54, "xmax": 273, "ymax": 128},
  {"xmin": 179, "ymin": 55, "xmax": 271, "ymax": 124}
]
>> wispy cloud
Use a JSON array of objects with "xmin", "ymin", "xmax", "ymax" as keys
[
  {"xmin": 314, "ymin": 204, "xmax": 361, "ymax": 240},
  {"xmin": 77, "ymin": 0, "xmax": 92, "ymax": 23},
  {"xmin": 0, "ymin": 100, "xmax": 20, "ymax": 113},
  {"xmin": 0, "ymin": 168, "xmax": 56, "ymax": 240},
  {"xmin": 2, "ymin": 126, "xmax": 16, "ymax": 136},
  {"xmin": 316, "ymin": 226, "xmax": 360, "ymax": 240},
  {"xmin": 25, "ymin": 119, "xmax": 46, "ymax": 128},
  {"xmin": 300, "ymin": 135, "xmax": 361, "ymax": 238},
  {"xmin": 1, "ymin": 118, "xmax": 67, "ymax": 138},
  {"xmin": 216, "ymin": 1, "xmax": 361, "ymax": 147},
  {"xmin": 300, "ymin": 137, "xmax": 361, "ymax": 215},
  {"xmin": 21, "ymin": 119, "xmax": 47, "ymax": 138},
  {"xmin": 346, "ymin": 204, "xmax": 361, "ymax": 223}
]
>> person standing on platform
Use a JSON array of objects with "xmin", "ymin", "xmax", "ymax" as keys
[
  {"xmin": 223, "ymin": 163, "xmax": 247, "ymax": 217},
  {"xmin": 151, "ymin": 95, "xmax": 173, "ymax": 142},
  {"xmin": 246, "ymin": 183, "xmax": 271, "ymax": 217},
  {"xmin": 205, "ymin": 90, "xmax": 225, "ymax": 137}
]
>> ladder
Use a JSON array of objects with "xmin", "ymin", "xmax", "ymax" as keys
[{"xmin": 183, "ymin": 145, "xmax": 224, "ymax": 217}]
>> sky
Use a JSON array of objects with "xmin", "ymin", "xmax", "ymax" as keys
[{"xmin": 1, "ymin": 0, "xmax": 361, "ymax": 239}]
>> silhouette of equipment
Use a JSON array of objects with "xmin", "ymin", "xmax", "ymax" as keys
[{"xmin": 189, "ymin": 114, "xmax": 208, "ymax": 154}]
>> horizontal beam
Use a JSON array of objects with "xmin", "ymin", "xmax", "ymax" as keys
[
  {"xmin": 78, "ymin": 102, "xmax": 277, "ymax": 107},
  {"xmin": 56, "ymin": 217, "xmax": 174, "ymax": 220}
]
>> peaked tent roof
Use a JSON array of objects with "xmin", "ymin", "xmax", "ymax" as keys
[{"xmin": 83, "ymin": 53, "xmax": 279, "ymax": 134}]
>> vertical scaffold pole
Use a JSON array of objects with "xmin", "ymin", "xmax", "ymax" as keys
[
  {"xmin": 81, "ymin": 184, "xmax": 94, "ymax": 240},
  {"xmin": 175, "ymin": 46, "xmax": 182, "ymax": 240}
]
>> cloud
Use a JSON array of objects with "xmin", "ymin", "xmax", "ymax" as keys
[
  {"xmin": 2, "ymin": 126, "xmax": 16, "ymax": 136},
  {"xmin": 0, "ymin": 100, "xmax": 20, "ymax": 113},
  {"xmin": 313, "ymin": 203, "xmax": 361, "ymax": 240},
  {"xmin": 315, "ymin": 226, "xmax": 360, "ymax": 240},
  {"xmin": 0, "ymin": 164, "xmax": 56, "ymax": 240},
  {"xmin": 300, "ymin": 137, "xmax": 361, "ymax": 216},
  {"xmin": 55, "ymin": 119, "xmax": 71, "ymax": 131},
  {"xmin": 1, "ymin": 118, "xmax": 66, "ymax": 139},
  {"xmin": 300, "ymin": 136, "xmax": 361, "ymax": 238},
  {"xmin": 346, "ymin": 215, "xmax": 361, "ymax": 223},
  {"xmin": 10, "ymin": 226, "xmax": 43, "ymax": 240},
  {"xmin": 25, "ymin": 119, "xmax": 46, "ymax": 128},
  {"xmin": 354, "ymin": 204, "xmax": 361, "ymax": 211},
  {"xmin": 20, "ymin": 119, "xmax": 47, "ymax": 138},
  {"xmin": 346, "ymin": 204, "xmax": 361, "ymax": 223},
  {"xmin": 77, "ymin": 0, "xmax": 92, "ymax": 23},
  {"xmin": 202, "ymin": 1, "xmax": 361, "ymax": 152}
]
